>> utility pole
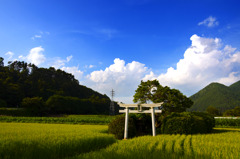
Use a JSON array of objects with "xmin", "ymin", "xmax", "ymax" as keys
[{"xmin": 110, "ymin": 89, "xmax": 115, "ymax": 115}]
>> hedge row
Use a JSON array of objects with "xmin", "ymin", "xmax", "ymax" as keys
[
  {"xmin": 161, "ymin": 112, "xmax": 214, "ymax": 134},
  {"xmin": 215, "ymin": 118, "xmax": 240, "ymax": 127}
]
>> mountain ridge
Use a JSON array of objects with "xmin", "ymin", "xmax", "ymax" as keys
[{"xmin": 189, "ymin": 80, "xmax": 240, "ymax": 112}]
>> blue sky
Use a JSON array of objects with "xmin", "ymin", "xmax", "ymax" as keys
[{"xmin": 1, "ymin": 0, "xmax": 240, "ymax": 103}]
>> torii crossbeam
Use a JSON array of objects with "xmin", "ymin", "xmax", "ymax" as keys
[{"xmin": 118, "ymin": 102, "xmax": 163, "ymax": 139}]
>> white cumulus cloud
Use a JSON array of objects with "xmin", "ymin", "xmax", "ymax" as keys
[
  {"xmin": 144, "ymin": 34, "xmax": 240, "ymax": 96},
  {"xmin": 26, "ymin": 46, "xmax": 46, "ymax": 66},
  {"xmin": 84, "ymin": 58, "xmax": 149, "ymax": 103},
  {"xmin": 61, "ymin": 66, "xmax": 83, "ymax": 81},
  {"xmin": 198, "ymin": 16, "xmax": 219, "ymax": 27},
  {"xmin": 83, "ymin": 35, "xmax": 240, "ymax": 103}
]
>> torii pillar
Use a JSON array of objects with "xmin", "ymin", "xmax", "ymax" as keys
[{"xmin": 118, "ymin": 102, "xmax": 163, "ymax": 139}]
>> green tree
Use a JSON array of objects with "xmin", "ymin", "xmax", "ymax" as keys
[
  {"xmin": 206, "ymin": 106, "xmax": 220, "ymax": 116},
  {"xmin": 0, "ymin": 57, "xmax": 3, "ymax": 67},
  {"xmin": 224, "ymin": 106, "xmax": 240, "ymax": 117},
  {"xmin": 133, "ymin": 80, "xmax": 160, "ymax": 103},
  {"xmin": 21, "ymin": 97, "xmax": 47, "ymax": 116},
  {"xmin": 133, "ymin": 80, "xmax": 193, "ymax": 114}
]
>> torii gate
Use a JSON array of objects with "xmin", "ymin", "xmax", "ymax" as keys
[{"xmin": 118, "ymin": 102, "xmax": 163, "ymax": 139}]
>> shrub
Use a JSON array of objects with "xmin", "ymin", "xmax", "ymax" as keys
[
  {"xmin": 223, "ymin": 106, "xmax": 240, "ymax": 117},
  {"xmin": 21, "ymin": 97, "xmax": 47, "ymax": 116},
  {"xmin": 161, "ymin": 112, "xmax": 214, "ymax": 134},
  {"xmin": 134, "ymin": 113, "xmax": 152, "ymax": 136},
  {"xmin": 46, "ymin": 95, "xmax": 96, "ymax": 114},
  {"xmin": 215, "ymin": 118, "xmax": 240, "ymax": 127},
  {"xmin": 206, "ymin": 106, "xmax": 220, "ymax": 116},
  {"xmin": 108, "ymin": 115, "xmax": 136, "ymax": 139},
  {"xmin": 191, "ymin": 112, "xmax": 215, "ymax": 133}
]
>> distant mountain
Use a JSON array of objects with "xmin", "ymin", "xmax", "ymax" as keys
[{"xmin": 189, "ymin": 81, "xmax": 240, "ymax": 112}]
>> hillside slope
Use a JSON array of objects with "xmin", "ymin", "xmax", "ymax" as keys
[
  {"xmin": 189, "ymin": 81, "xmax": 240, "ymax": 112},
  {"xmin": 0, "ymin": 60, "xmax": 110, "ymax": 110}
]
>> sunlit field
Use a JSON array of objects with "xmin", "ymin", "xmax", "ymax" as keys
[
  {"xmin": 1, "ymin": 123, "xmax": 240, "ymax": 159},
  {"xmin": 0, "ymin": 123, "xmax": 116, "ymax": 159},
  {"xmin": 74, "ymin": 129, "xmax": 240, "ymax": 159}
]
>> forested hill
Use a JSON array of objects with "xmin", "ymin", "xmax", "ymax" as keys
[
  {"xmin": 189, "ymin": 80, "xmax": 240, "ymax": 112},
  {"xmin": 0, "ymin": 58, "xmax": 110, "ymax": 110}
]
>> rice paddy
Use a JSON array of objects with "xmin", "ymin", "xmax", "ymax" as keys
[
  {"xmin": 75, "ymin": 129, "xmax": 240, "ymax": 159},
  {"xmin": 1, "ymin": 120, "xmax": 240, "ymax": 159},
  {"xmin": 0, "ymin": 123, "xmax": 116, "ymax": 159}
]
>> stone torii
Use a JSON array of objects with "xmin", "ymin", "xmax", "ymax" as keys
[{"xmin": 118, "ymin": 102, "xmax": 163, "ymax": 139}]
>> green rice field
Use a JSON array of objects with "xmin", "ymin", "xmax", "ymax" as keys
[
  {"xmin": 0, "ymin": 123, "xmax": 116, "ymax": 159},
  {"xmin": 75, "ymin": 129, "xmax": 240, "ymax": 159},
  {"xmin": 1, "ymin": 120, "xmax": 240, "ymax": 159}
]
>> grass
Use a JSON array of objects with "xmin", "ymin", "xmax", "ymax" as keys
[
  {"xmin": 1, "ymin": 116, "xmax": 240, "ymax": 159},
  {"xmin": 73, "ymin": 128, "xmax": 240, "ymax": 159},
  {"xmin": 0, "ymin": 115, "xmax": 115, "ymax": 125},
  {"xmin": 0, "ymin": 123, "xmax": 116, "ymax": 159}
]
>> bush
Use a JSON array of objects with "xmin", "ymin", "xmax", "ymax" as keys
[
  {"xmin": 134, "ymin": 113, "xmax": 152, "ymax": 136},
  {"xmin": 215, "ymin": 118, "xmax": 240, "ymax": 127},
  {"xmin": 206, "ymin": 106, "xmax": 220, "ymax": 116},
  {"xmin": 161, "ymin": 112, "xmax": 215, "ymax": 134},
  {"xmin": 0, "ymin": 99, "xmax": 7, "ymax": 107},
  {"xmin": 108, "ymin": 115, "xmax": 136, "ymax": 139},
  {"xmin": 223, "ymin": 106, "xmax": 240, "ymax": 117},
  {"xmin": 191, "ymin": 112, "xmax": 215, "ymax": 133},
  {"xmin": 46, "ymin": 95, "xmax": 98, "ymax": 114},
  {"xmin": 21, "ymin": 97, "xmax": 47, "ymax": 116}
]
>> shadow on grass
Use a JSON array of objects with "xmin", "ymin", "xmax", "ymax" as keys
[{"xmin": 70, "ymin": 149, "xmax": 212, "ymax": 159}]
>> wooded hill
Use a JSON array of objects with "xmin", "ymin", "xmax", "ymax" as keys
[
  {"xmin": 189, "ymin": 80, "xmax": 240, "ymax": 112},
  {"xmin": 0, "ymin": 57, "xmax": 111, "ymax": 115}
]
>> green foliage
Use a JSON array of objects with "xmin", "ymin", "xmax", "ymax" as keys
[
  {"xmin": 0, "ymin": 58, "xmax": 110, "ymax": 114},
  {"xmin": 134, "ymin": 113, "xmax": 152, "ymax": 136},
  {"xmin": 0, "ymin": 123, "xmax": 116, "ymax": 159},
  {"xmin": 133, "ymin": 80, "xmax": 193, "ymax": 114},
  {"xmin": 0, "ymin": 57, "xmax": 3, "ymax": 67},
  {"xmin": 191, "ymin": 112, "xmax": 215, "ymax": 132},
  {"xmin": 108, "ymin": 115, "xmax": 137, "ymax": 139},
  {"xmin": 206, "ymin": 106, "xmax": 220, "ymax": 116},
  {"xmin": 0, "ymin": 99, "xmax": 7, "ymax": 107},
  {"xmin": 215, "ymin": 118, "xmax": 240, "ymax": 127},
  {"xmin": 190, "ymin": 81, "xmax": 240, "ymax": 112},
  {"xmin": 46, "ymin": 95, "xmax": 110, "ymax": 115},
  {"xmin": 154, "ymin": 86, "xmax": 193, "ymax": 113},
  {"xmin": 21, "ymin": 97, "xmax": 47, "ymax": 116},
  {"xmin": 223, "ymin": 106, "xmax": 240, "ymax": 117},
  {"xmin": 161, "ymin": 112, "xmax": 214, "ymax": 134},
  {"xmin": 108, "ymin": 113, "xmax": 156, "ymax": 139},
  {"xmin": 133, "ymin": 79, "xmax": 160, "ymax": 103}
]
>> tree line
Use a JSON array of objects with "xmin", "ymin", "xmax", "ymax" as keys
[{"xmin": 0, "ymin": 57, "xmax": 111, "ymax": 115}]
